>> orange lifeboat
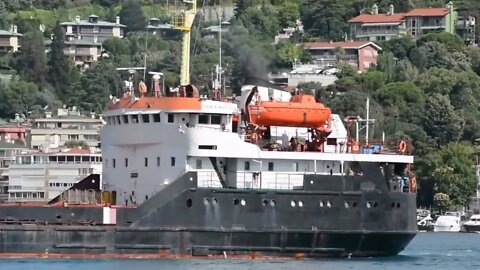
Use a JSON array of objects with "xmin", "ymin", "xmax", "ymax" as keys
[{"xmin": 248, "ymin": 94, "xmax": 331, "ymax": 130}]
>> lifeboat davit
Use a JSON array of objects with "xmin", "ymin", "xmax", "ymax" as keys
[{"xmin": 248, "ymin": 94, "xmax": 331, "ymax": 130}]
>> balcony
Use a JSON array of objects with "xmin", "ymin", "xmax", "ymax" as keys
[{"xmin": 354, "ymin": 28, "xmax": 406, "ymax": 37}]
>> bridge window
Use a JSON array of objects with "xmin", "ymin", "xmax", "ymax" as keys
[
  {"xmin": 244, "ymin": 161, "xmax": 250, "ymax": 171},
  {"xmin": 268, "ymin": 162, "xmax": 274, "ymax": 171},
  {"xmin": 157, "ymin": 157, "xmax": 160, "ymax": 167},
  {"xmin": 142, "ymin": 114, "xmax": 150, "ymax": 123},
  {"xmin": 196, "ymin": 159, "xmax": 202, "ymax": 169},
  {"xmin": 132, "ymin": 115, "xmax": 139, "ymax": 123},
  {"xmin": 199, "ymin": 114, "xmax": 209, "ymax": 124},
  {"xmin": 211, "ymin": 115, "xmax": 221, "ymax": 125},
  {"xmin": 123, "ymin": 115, "xmax": 129, "ymax": 124},
  {"xmin": 144, "ymin": 157, "xmax": 148, "ymax": 167},
  {"xmin": 171, "ymin": 157, "xmax": 176, "ymax": 166},
  {"xmin": 125, "ymin": 158, "xmax": 128, "ymax": 167},
  {"xmin": 153, "ymin": 114, "xmax": 161, "ymax": 122},
  {"xmin": 112, "ymin": 158, "xmax": 116, "ymax": 168},
  {"xmin": 168, "ymin": 114, "xmax": 174, "ymax": 123}
]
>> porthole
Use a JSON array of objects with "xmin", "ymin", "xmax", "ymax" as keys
[
  {"xmin": 391, "ymin": 202, "xmax": 395, "ymax": 208},
  {"xmin": 56, "ymin": 215, "xmax": 62, "ymax": 220},
  {"xmin": 298, "ymin": 201, "xmax": 304, "ymax": 207},
  {"xmin": 397, "ymin": 202, "xmax": 401, "ymax": 208},
  {"xmin": 262, "ymin": 199, "xmax": 268, "ymax": 206},
  {"xmin": 241, "ymin": 199, "xmax": 246, "ymax": 206},
  {"xmin": 203, "ymin": 198, "xmax": 209, "ymax": 205},
  {"xmin": 233, "ymin": 198, "xmax": 239, "ymax": 206},
  {"xmin": 291, "ymin": 200, "xmax": 296, "ymax": 207},
  {"xmin": 344, "ymin": 201, "xmax": 350, "ymax": 208},
  {"xmin": 366, "ymin": 202, "xmax": 372, "ymax": 208},
  {"xmin": 320, "ymin": 201, "xmax": 325, "ymax": 207},
  {"xmin": 186, "ymin": 198, "xmax": 193, "ymax": 208},
  {"xmin": 270, "ymin": 200, "xmax": 276, "ymax": 207},
  {"xmin": 352, "ymin": 202, "xmax": 358, "ymax": 208},
  {"xmin": 373, "ymin": 202, "xmax": 378, "ymax": 208},
  {"xmin": 212, "ymin": 198, "xmax": 218, "ymax": 205},
  {"xmin": 327, "ymin": 201, "xmax": 332, "ymax": 208}
]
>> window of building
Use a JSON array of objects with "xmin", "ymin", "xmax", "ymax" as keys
[
  {"xmin": 153, "ymin": 114, "xmax": 161, "ymax": 122},
  {"xmin": 132, "ymin": 115, "xmax": 139, "ymax": 123},
  {"xmin": 157, "ymin": 157, "xmax": 160, "ymax": 167},
  {"xmin": 171, "ymin": 157, "xmax": 176, "ymax": 166},
  {"xmin": 268, "ymin": 162, "xmax": 274, "ymax": 171},
  {"xmin": 113, "ymin": 158, "xmax": 116, "ymax": 168},
  {"xmin": 168, "ymin": 114, "xmax": 174, "ymax": 123},
  {"xmin": 293, "ymin": 162, "xmax": 299, "ymax": 172},
  {"xmin": 68, "ymin": 134, "xmax": 79, "ymax": 140},
  {"xmin": 142, "ymin": 114, "xmax": 150, "ymax": 123},
  {"xmin": 57, "ymin": 122, "xmax": 62, "ymax": 128},
  {"xmin": 211, "ymin": 115, "xmax": 221, "ymax": 125},
  {"xmin": 244, "ymin": 161, "xmax": 250, "ymax": 171},
  {"xmin": 198, "ymin": 114, "xmax": 209, "ymax": 124},
  {"xmin": 144, "ymin": 157, "xmax": 148, "ymax": 167},
  {"xmin": 123, "ymin": 115, "xmax": 129, "ymax": 124},
  {"xmin": 117, "ymin": 116, "xmax": 122, "ymax": 125},
  {"xmin": 125, "ymin": 158, "xmax": 128, "ymax": 167},
  {"xmin": 196, "ymin": 159, "xmax": 202, "ymax": 169}
]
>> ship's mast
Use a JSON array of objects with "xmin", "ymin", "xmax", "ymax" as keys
[{"xmin": 172, "ymin": 0, "xmax": 197, "ymax": 86}]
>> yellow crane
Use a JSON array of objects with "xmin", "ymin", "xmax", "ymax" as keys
[{"xmin": 172, "ymin": 0, "xmax": 197, "ymax": 86}]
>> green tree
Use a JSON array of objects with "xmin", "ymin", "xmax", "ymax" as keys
[
  {"xmin": 119, "ymin": 0, "xmax": 146, "ymax": 33},
  {"xmin": 277, "ymin": 1, "xmax": 300, "ymax": 28},
  {"xmin": 234, "ymin": 0, "xmax": 254, "ymax": 19},
  {"xmin": 376, "ymin": 52, "xmax": 396, "ymax": 82},
  {"xmin": 16, "ymin": 28, "xmax": 47, "ymax": 85},
  {"xmin": 423, "ymin": 93, "xmax": 463, "ymax": 145},
  {"xmin": 48, "ymin": 21, "xmax": 77, "ymax": 99},
  {"xmin": 277, "ymin": 43, "xmax": 302, "ymax": 67},
  {"xmin": 300, "ymin": 0, "xmax": 350, "ymax": 40},
  {"xmin": 64, "ymin": 140, "xmax": 90, "ymax": 150},
  {"xmin": 433, "ymin": 193, "xmax": 451, "ymax": 213},
  {"xmin": 0, "ymin": 1, "xmax": 8, "ymax": 30},
  {"xmin": 430, "ymin": 143, "xmax": 477, "ymax": 207}
]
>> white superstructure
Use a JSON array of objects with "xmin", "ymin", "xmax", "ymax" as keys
[
  {"xmin": 7, "ymin": 148, "xmax": 102, "ymax": 202},
  {"xmin": 101, "ymin": 85, "xmax": 414, "ymax": 207}
]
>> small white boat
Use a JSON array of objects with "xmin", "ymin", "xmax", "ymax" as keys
[
  {"xmin": 433, "ymin": 212, "xmax": 461, "ymax": 232},
  {"xmin": 463, "ymin": 214, "xmax": 480, "ymax": 233}
]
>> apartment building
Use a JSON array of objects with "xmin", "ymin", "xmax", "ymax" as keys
[
  {"xmin": 63, "ymin": 36, "xmax": 102, "ymax": 67},
  {"xmin": 27, "ymin": 108, "xmax": 103, "ymax": 151},
  {"xmin": 349, "ymin": 2, "xmax": 474, "ymax": 43},
  {"xmin": 61, "ymin": 15, "xmax": 125, "ymax": 43},
  {"xmin": 0, "ymin": 142, "xmax": 27, "ymax": 202}
]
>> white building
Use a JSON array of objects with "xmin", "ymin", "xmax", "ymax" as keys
[
  {"xmin": 7, "ymin": 148, "xmax": 102, "ymax": 202},
  {"xmin": 61, "ymin": 15, "xmax": 125, "ymax": 43},
  {"xmin": 28, "ymin": 108, "xmax": 103, "ymax": 150}
]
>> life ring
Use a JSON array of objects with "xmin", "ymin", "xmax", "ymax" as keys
[{"xmin": 399, "ymin": 140, "xmax": 407, "ymax": 153}]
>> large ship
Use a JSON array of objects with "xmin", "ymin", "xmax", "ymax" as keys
[{"xmin": 0, "ymin": 0, "xmax": 417, "ymax": 258}]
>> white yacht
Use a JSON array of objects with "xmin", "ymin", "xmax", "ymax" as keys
[
  {"xmin": 463, "ymin": 214, "xmax": 480, "ymax": 233},
  {"xmin": 433, "ymin": 211, "xmax": 462, "ymax": 232}
]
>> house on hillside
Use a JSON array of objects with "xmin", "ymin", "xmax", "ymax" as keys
[
  {"xmin": 60, "ymin": 15, "xmax": 126, "ymax": 43},
  {"xmin": 0, "ymin": 25, "xmax": 22, "ymax": 53},
  {"xmin": 303, "ymin": 40, "xmax": 381, "ymax": 72},
  {"xmin": 349, "ymin": 1, "xmax": 475, "ymax": 44}
]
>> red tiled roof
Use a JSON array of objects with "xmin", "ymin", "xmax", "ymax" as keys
[
  {"xmin": 348, "ymin": 13, "xmax": 406, "ymax": 24},
  {"xmin": 304, "ymin": 41, "xmax": 382, "ymax": 50},
  {"xmin": 62, "ymin": 148, "xmax": 91, "ymax": 155},
  {"xmin": 405, "ymin": 8, "xmax": 449, "ymax": 17}
]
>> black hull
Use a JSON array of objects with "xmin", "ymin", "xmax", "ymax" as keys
[
  {"xmin": 0, "ymin": 167, "xmax": 418, "ymax": 258},
  {"xmin": 464, "ymin": 225, "xmax": 480, "ymax": 233}
]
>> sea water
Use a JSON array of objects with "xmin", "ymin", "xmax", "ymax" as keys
[{"xmin": 0, "ymin": 233, "xmax": 478, "ymax": 270}]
